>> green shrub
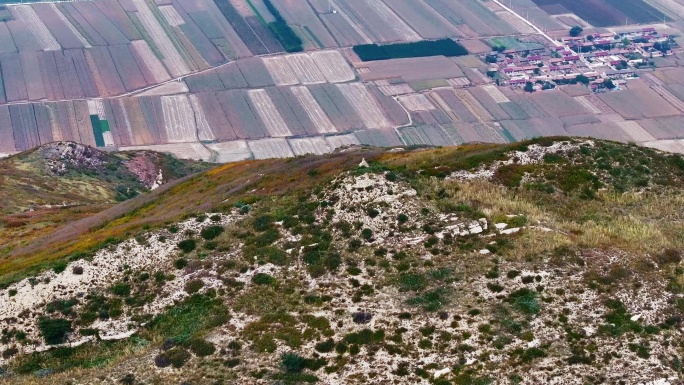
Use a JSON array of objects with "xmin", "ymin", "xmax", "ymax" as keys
[
  {"xmin": 178, "ymin": 239, "xmax": 197, "ymax": 253},
  {"xmin": 508, "ymin": 289, "xmax": 539, "ymax": 315},
  {"xmin": 397, "ymin": 214, "xmax": 409, "ymax": 223},
  {"xmin": 418, "ymin": 339, "xmax": 432, "ymax": 349},
  {"xmin": 252, "ymin": 273, "xmax": 277, "ymax": 286},
  {"xmin": 174, "ymin": 258, "xmax": 188, "ymax": 269},
  {"xmin": 188, "ymin": 338, "xmax": 216, "ymax": 357},
  {"xmin": 343, "ymin": 329, "xmax": 384, "ymax": 345},
  {"xmin": 281, "ymin": 352, "xmax": 307, "ymax": 373},
  {"xmin": 200, "ymin": 226, "xmax": 224, "ymax": 240},
  {"xmin": 162, "ymin": 347, "xmax": 191, "ymax": 368},
  {"xmin": 53, "ymin": 261, "xmax": 68, "ymax": 274},
  {"xmin": 407, "ymin": 289, "xmax": 447, "ymax": 311},
  {"xmin": 184, "ymin": 279, "xmax": 205, "ymax": 294},
  {"xmin": 628, "ymin": 343, "xmax": 650, "ymax": 358},
  {"xmin": 361, "ymin": 228, "xmax": 373, "ymax": 240},
  {"xmin": 487, "ymin": 283, "xmax": 505, "ymax": 293},
  {"xmin": 38, "ymin": 318, "xmax": 72, "ymax": 345},
  {"xmin": 514, "ymin": 347, "xmax": 547, "ymax": 363},
  {"xmin": 253, "ymin": 215, "xmax": 274, "ymax": 232},
  {"xmin": 367, "ymin": 208, "xmax": 380, "ymax": 218},
  {"xmin": 399, "ymin": 273, "xmax": 426, "ymax": 291},
  {"xmin": 314, "ymin": 339, "xmax": 335, "ymax": 353},
  {"xmin": 111, "ymin": 283, "xmax": 131, "ymax": 297}
]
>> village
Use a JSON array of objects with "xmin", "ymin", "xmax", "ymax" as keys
[{"xmin": 484, "ymin": 27, "xmax": 678, "ymax": 92}]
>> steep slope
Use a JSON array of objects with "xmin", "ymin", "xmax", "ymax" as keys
[
  {"xmin": 0, "ymin": 142, "xmax": 211, "ymax": 260},
  {"xmin": 1, "ymin": 138, "xmax": 684, "ymax": 385}
]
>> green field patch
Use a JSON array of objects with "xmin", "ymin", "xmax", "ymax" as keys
[
  {"xmin": 409, "ymin": 79, "xmax": 450, "ymax": 92},
  {"xmin": 353, "ymin": 39, "xmax": 468, "ymax": 62},
  {"xmin": 488, "ymin": 37, "xmax": 544, "ymax": 51},
  {"xmin": 89, "ymin": 115, "xmax": 105, "ymax": 148}
]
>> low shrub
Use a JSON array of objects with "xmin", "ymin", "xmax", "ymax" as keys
[
  {"xmin": 314, "ymin": 339, "xmax": 335, "ymax": 353},
  {"xmin": 200, "ymin": 226, "xmax": 224, "ymax": 240},
  {"xmin": 178, "ymin": 239, "xmax": 197, "ymax": 253},
  {"xmin": 161, "ymin": 347, "xmax": 191, "ymax": 368},
  {"xmin": 184, "ymin": 279, "xmax": 205, "ymax": 294},
  {"xmin": 174, "ymin": 258, "xmax": 188, "ymax": 269},
  {"xmin": 188, "ymin": 338, "xmax": 216, "ymax": 357},
  {"xmin": 38, "ymin": 318, "xmax": 72, "ymax": 345},
  {"xmin": 252, "ymin": 273, "xmax": 277, "ymax": 286}
]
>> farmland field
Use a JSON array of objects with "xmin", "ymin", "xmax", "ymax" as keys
[{"xmin": 530, "ymin": 0, "xmax": 669, "ymax": 27}]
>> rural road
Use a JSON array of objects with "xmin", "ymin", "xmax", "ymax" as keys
[{"xmin": 491, "ymin": 0, "xmax": 563, "ymax": 47}]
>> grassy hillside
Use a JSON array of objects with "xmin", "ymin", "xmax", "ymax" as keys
[
  {"xmin": 1, "ymin": 138, "xmax": 684, "ymax": 384},
  {"xmin": 0, "ymin": 142, "xmax": 210, "ymax": 263}
]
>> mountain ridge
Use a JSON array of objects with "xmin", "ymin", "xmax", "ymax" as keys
[{"xmin": 0, "ymin": 137, "xmax": 683, "ymax": 385}]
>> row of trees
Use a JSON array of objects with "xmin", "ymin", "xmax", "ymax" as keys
[{"xmin": 263, "ymin": 0, "xmax": 303, "ymax": 52}]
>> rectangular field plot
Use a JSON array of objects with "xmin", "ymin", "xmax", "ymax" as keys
[
  {"xmin": 247, "ymin": 89, "xmax": 292, "ymax": 137},
  {"xmin": 335, "ymin": 0, "xmax": 420, "ymax": 43},
  {"xmin": 270, "ymin": 0, "xmax": 338, "ymax": 48},
  {"xmin": 130, "ymin": 40, "xmax": 172, "ymax": 85},
  {"xmin": 285, "ymin": 53, "xmax": 325, "ymax": 84},
  {"xmin": 11, "ymin": 5, "xmax": 61, "ymax": 51},
  {"xmin": 530, "ymin": 0, "xmax": 669, "ymax": 27},
  {"xmin": 288, "ymin": 136, "xmax": 332, "ymax": 156},
  {"xmin": 318, "ymin": 8, "xmax": 371, "ymax": 46},
  {"xmin": 325, "ymin": 133, "xmax": 360, "ymax": 149},
  {"xmin": 354, "ymin": 128, "xmax": 403, "ymax": 147},
  {"xmin": 109, "ymin": 45, "xmax": 147, "ymax": 92},
  {"xmin": 207, "ymin": 140, "xmax": 252, "ymax": 163},
  {"xmin": 263, "ymin": 56, "xmax": 299, "ymax": 86},
  {"xmin": 6, "ymin": 19, "xmax": 43, "ymax": 53},
  {"xmin": 263, "ymin": 87, "xmax": 308, "ymax": 136},
  {"xmin": 356, "ymin": 56, "xmax": 464, "ymax": 82},
  {"xmin": 248, "ymin": 138, "xmax": 294, "ymax": 159},
  {"xmin": 9, "ymin": 104, "xmax": 40, "ymax": 151},
  {"xmin": 380, "ymin": 0, "xmax": 459, "ymax": 40},
  {"xmin": 0, "ymin": 106, "xmax": 15, "ymax": 152},
  {"xmin": 90, "ymin": 46, "xmax": 126, "ymax": 96},
  {"xmin": 237, "ymin": 57, "xmax": 275, "ymax": 88},
  {"xmin": 338, "ymin": 83, "xmax": 392, "ymax": 128},
  {"xmin": 212, "ymin": 0, "xmax": 269, "ymax": 55},
  {"xmin": 130, "ymin": 0, "xmax": 190, "ymax": 78},
  {"xmin": 528, "ymin": 90, "xmax": 593, "ymax": 118},
  {"xmin": 32, "ymin": 3, "xmax": 89, "ymax": 49},
  {"xmin": 216, "ymin": 89, "xmax": 267, "ymax": 139},
  {"xmin": 0, "ymin": 53, "xmax": 27, "ymax": 102},
  {"xmin": 399, "ymin": 125, "xmax": 461, "ymax": 146},
  {"xmin": 310, "ymin": 50, "xmax": 355, "ymax": 83},
  {"xmin": 216, "ymin": 62, "xmax": 248, "ymax": 89},
  {"xmin": 160, "ymin": 95, "xmax": 198, "ymax": 142},
  {"xmin": 640, "ymin": 117, "xmax": 684, "ymax": 139},
  {"xmin": 308, "ymin": 83, "xmax": 356, "ymax": 132},
  {"xmin": 598, "ymin": 86, "xmax": 680, "ymax": 119},
  {"xmin": 187, "ymin": 94, "xmax": 214, "ymax": 141},
  {"xmin": 195, "ymin": 92, "xmax": 235, "ymax": 140},
  {"xmin": 59, "ymin": 2, "xmax": 120, "ymax": 46},
  {"xmin": 367, "ymin": 85, "xmax": 410, "ymax": 127},
  {"xmin": 53, "ymin": 50, "xmax": 85, "ymax": 99},
  {"xmin": 0, "ymin": 23, "xmax": 17, "ymax": 54},
  {"xmin": 186, "ymin": 70, "xmax": 225, "ymax": 93},
  {"xmin": 280, "ymin": 86, "xmax": 333, "ymax": 135}
]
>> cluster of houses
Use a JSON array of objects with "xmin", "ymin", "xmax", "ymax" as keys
[{"xmin": 483, "ymin": 27, "xmax": 677, "ymax": 91}]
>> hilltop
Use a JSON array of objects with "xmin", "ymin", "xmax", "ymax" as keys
[
  {"xmin": 0, "ymin": 138, "xmax": 683, "ymax": 385},
  {"xmin": 0, "ymin": 142, "xmax": 210, "ymax": 260}
]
